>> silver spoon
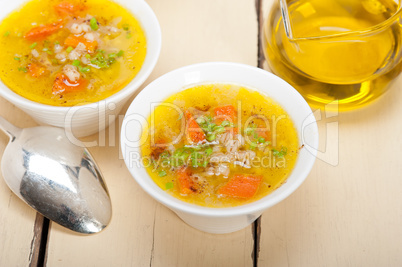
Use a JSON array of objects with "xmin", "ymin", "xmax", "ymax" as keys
[{"xmin": 0, "ymin": 116, "xmax": 112, "ymax": 234}]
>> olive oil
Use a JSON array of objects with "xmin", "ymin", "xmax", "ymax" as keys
[{"xmin": 263, "ymin": 0, "xmax": 402, "ymax": 110}]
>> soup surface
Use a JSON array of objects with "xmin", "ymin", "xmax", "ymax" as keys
[
  {"xmin": 0, "ymin": 0, "xmax": 146, "ymax": 106},
  {"xmin": 141, "ymin": 84, "xmax": 300, "ymax": 208}
]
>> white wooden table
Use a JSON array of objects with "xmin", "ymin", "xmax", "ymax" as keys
[{"xmin": 1, "ymin": 0, "xmax": 402, "ymax": 266}]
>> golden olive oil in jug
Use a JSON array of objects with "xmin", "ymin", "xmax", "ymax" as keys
[{"xmin": 263, "ymin": 0, "xmax": 402, "ymax": 110}]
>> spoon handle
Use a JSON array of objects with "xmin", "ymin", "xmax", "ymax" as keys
[{"xmin": 0, "ymin": 116, "xmax": 21, "ymax": 140}]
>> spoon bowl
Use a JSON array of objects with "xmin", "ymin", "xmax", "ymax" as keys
[{"xmin": 0, "ymin": 116, "xmax": 112, "ymax": 234}]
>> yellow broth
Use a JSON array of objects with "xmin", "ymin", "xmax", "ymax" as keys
[
  {"xmin": 0, "ymin": 0, "xmax": 146, "ymax": 106},
  {"xmin": 141, "ymin": 84, "xmax": 300, "ymax": 208}
]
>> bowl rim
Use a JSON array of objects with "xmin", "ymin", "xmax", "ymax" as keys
[
  {"xmin": 0, "ymin": 0, "xmax": 161, "ymax": 111},
  {"xmin": 121, "ymin": 62, "xmax": 319, "ymax": 217}
]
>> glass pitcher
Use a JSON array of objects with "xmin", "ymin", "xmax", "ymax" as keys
[{"xmin": 263, "ymin": 0, "xmax": 402, "ymax": 111}]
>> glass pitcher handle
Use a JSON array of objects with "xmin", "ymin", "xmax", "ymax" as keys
[{"xmin": 279, "ymin": 0, "xmax": 294, "ymax": 40}]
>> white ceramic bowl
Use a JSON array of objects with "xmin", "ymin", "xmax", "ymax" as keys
[
  {"xmin": 0, "ymin": 0, "xmax": 161, "ymax": 137},
  {"xmin": 121, "ymin": 62, "xmax": 319, "ymax": 234}
]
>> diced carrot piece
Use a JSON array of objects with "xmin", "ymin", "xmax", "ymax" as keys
[
  {"xmin": 218, "ymin": 174, "xmax": 263, "ymax": 199},
  {"xmin": 52, "ymin": 73, "xmax": 88, "ymax": 94},
  {"xmin": 177, "ymin": 167, "xmax": 196, "ymax": 195},
  {"xmin": 256, "ymin": 124, "xmax": 270, "ymax": 140},
  {"xmin": 214, "ymin": 105, "xmax": 236, "ymax": 123},
  {"xmin": 27, "ymin": 63, "xmax": 47, "ymax": 78},
  {"xmin": 54, "ymin": 1, "xmax": 86, "ymax": 17},
  {"xmin": 24, "ymin": 22, "xmax": 62, "ymax": 42},
  {"xmin": 64, "ymin": 34, "xmax": 98, "ymax": 52},
  {"xmin": 185, "ymin": 111, "xmax": 206, "ymax": 143}
]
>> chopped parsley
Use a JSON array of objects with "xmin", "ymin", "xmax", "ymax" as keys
[
  {"xmin": 165, "ymin": 182, "xmax": 174, "ymax": 190},
  {"xmin": 272, "ymin": 147, "xmax": 288, "ymax": 157},
  {"xmin": 90, "ymin": 17, "xmax": 99, "ymax": 31},
  {"xmin": 18, "ymin": 67, "xmax": 28, "ymax": 73},
  {"xmin": 122, "ymin": 23, "xmax": 130, "ymax": 31},
  {"xmin": 72, "ymin": 60, "xmax": 80, "ymax": 67}
]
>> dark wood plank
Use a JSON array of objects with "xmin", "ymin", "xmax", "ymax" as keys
[
  {"xmin": 29, "ymin": 214, "xmax": 49, "ymax": 267},
  {"xmin": 252, "ymin": 1, "xmax": 264, "ymax": 267}
]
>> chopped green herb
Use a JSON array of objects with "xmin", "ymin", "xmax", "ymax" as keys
[
  {"xmin": 181, "ymin": 152, "xmax": 191, "ymax": 162},
  {"xmin": 245, "ymin": 128, "xmax": 254, "ymax": 135},
  {"xmin": 205, "ymin": 146, "xmax": 213, "ymax": 156},
  {"xmin": 258, "ymin": 137, "xmax": 265, "ymax": 143},
  {"xmin": 14, "ymin": 57, "xmax": 20, "ymax": 61},
  {"xmin": 90, "ymin": 17, "xmax": 99, "ymax": 31},
  {"xmin": 78, "ymin": 66, "xmax": 90, "ymax": 73},
  {"xmin": 250, "ymin": 141, "xmax": 257, "ymax": 150},
  {"xmin": 196, "ymin": 117, "xmax": 206, "ymax": 124},
  {"xmin": 42, "ymin": 48, "xmax": 49, "ymax": 52},
  {"xmin": 207, "ymin": 123, "xmax": 216, "ymax": 132},
  {"xmin": 18, "ymin": 67, "xmax": 28, "ymax": 73},
  {"xmin": 272, "ymin": 147, "xmax": 288, "ymax": 157},
  {"xmin": 126, "ymin": 33, "xmax": 132, "ymax": 39},
  {"xmin": 54, "ymin": 41, "xmax": 60, "ymax": 45},
  {"xmin": 85, "ymin": 54, "xmax": 91, "ymax": 59},
  {"xmin": 66, "ymin": 46, "xmax": 73, "ymax": 53},
  {"xmin": 165, "ymin": 182, "xmax": 174, "ymax": 190},
  {"xmin": 206, "ymin": 133, "xmax": 216, "ymax": 142},
  {"xmin": 90, "ymin": 51, "xmax": 115, "ymax": 68},
  {"xmin": 177, "ymin": 112, "xmax": 183, "ymax": 121},
  {"xmin": 220, "ymin": 120, "xmax": 230, "ymax": 127},
  {"xmin": 46, "ymin": 50, "xmax": 53, "ymax": 55},
  {"xmin": 122, "ymin": 23, "xmax": 130, "ymax": 31},
  {"xmin": 173, "ymin": 148, "xmax": 185, "ymax": 157},
  {"xmin": 3, "ymin": 31, "xmax": 10, "ymax": 37},
  {"xmin": 109, "ymin": 51, "xmax": 124, "ymax": 58},
  {"xmin": 158, "ymin": 170, "xmax": 167, "ymax": 177},
  {"xmin": 30, "ymin": 42, "xmax": 38, "ymax": 49},
  {"xmin": 191, "ymin": 152, "xmax": 200, "ymax": 167},
  {"xmin": 51, "ymin": 59, "xmax": 58, "ymax": 65},
  {"xmin": 72, "ymin": 60, "xmax": 80, "ymax": 67},
  {"xmin": 108, "ymin": 57, "xmax": 116, "ymax": 64},
  {"xmin": 213, "ymin": 125, "xmax": 226, "ymax": 134}
]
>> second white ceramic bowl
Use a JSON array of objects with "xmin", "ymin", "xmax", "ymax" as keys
[
  {"xmin": 0, "ymin": 0, "xmax": 161, "ymax": 137},
  {"xmin": 121, "ymin": 62, "xmax": 319, "ymax": 234}
]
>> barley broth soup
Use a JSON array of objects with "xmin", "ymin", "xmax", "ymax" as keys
[
  {"xmin": 141, "ymin": 84, "xmax": 300, "ymax": 208},
  {"xmin": 0, "ymin": 0, "xmax": 146, "ymax": 106}
]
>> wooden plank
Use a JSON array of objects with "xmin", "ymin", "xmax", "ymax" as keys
[
  {"xmin": 45, "ymin": 0, "xmax": 258, "ymax": 266},
  {"xmin": 0, "ymin": 98, "xmax": 44, "ymax": 267},
  {"xmin": 258, "ymin": 0, "xmax": 402, "ymax": 266},
  {"xmin": 29, "ymin": 215, "xmax": 49, "ymax": 267}
]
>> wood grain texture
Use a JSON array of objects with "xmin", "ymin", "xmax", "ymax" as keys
[
  {"xmin": 259, "ymin": 1, "xmax": 402, "ymax": 266},
  {"xmin": 0, "ymin": 98, "xmax": 43, "ymax": 267},
  {"xmin": 45, "ymin": 0, "xmax": 258, "ymax": 266},
  {"xmin": 29, "ymin": 214, "xmax": 49, "ymax": 267}
]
